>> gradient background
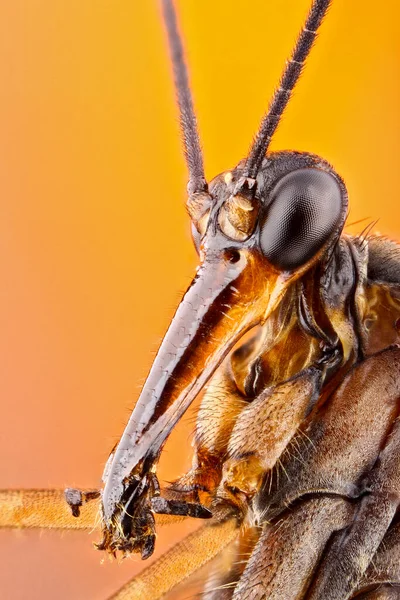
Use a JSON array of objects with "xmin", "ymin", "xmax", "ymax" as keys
[{"xmin": 0, "ymin": 0, "xmax": 399, "ymax": 598}]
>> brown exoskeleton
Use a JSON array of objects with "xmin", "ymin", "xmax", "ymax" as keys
[{"xmin": 1, "ymin": 0, "xmax": 400, "ymax": 598}]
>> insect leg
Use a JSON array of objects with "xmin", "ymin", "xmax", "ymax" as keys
[
  {"xmin": 108, "ymin": 517, "xmax": 239, "ymax": 600},
  {"xmin": 259, "ymin": 345, "xmax": 400, "ymax": 519},
  {"xmin": 166, "ymin": 362, "xmax": 248, "ymax": 506},
  {"xmin": 355, "ymin": 518, "xmax": 400, "ymax": 595},
  {"xmin": 228, "ymin": 346, "xmax": 400, "ymax": 599},
  {"xmin": 231, "ymin": 497, "xmax": 354, "ymax": 600},
  {"xmin": 217, "ymin": 366, "xmax": 322, "ymax": 507},
  {"xmin": 0, "ymin": 489, "xmax": 98, "ymax": 529},
  {"xmin": 201, "ymin": 527, "xmax": 260, "ymax": 600},
  {"xmin": 0, "ymin": 488, "xmax": 189, "ymax": 529},
  {"xmin": 307, "ymin": 414, "xmax": 400, "ymax": 600}
]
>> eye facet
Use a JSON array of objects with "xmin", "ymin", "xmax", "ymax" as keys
[{"xmin": 259, "ymin": 168, "xmax": 343, "ymax": 270}]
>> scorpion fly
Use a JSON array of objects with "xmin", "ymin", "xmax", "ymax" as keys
[{"xmin": 1, "ymin": 0, "xmax": 400, "ymax": 599}]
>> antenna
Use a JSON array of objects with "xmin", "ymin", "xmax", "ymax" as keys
[
  {"xmin": 162, "ymin": 0, "xmax": 207, "ymax": 196},
  {"xmin": 243, "ymin": 0, "xmax": 332, "ymax": 184}
]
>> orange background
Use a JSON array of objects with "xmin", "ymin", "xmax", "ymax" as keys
[{"xmin": 0, "ymin": 1, "xmax": 399, "ymax": 598}]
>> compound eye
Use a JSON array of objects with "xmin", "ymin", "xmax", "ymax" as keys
[{"xmin": 259, "ymin": 168, "xmax": 343, "ymax": 270}]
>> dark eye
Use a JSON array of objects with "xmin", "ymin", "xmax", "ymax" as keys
[{"xmin": 259, "ymin": 168, "xmax": 343, "ymax": 270}]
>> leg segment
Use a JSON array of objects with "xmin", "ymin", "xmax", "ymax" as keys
[
  {"xmin": 356, "ymin": 519, "xmax": 400, "ymax": 594},
  {"xmin": 0, "ymin": 489, "xmax": 98, "ymax": 529},
  {"xmin": 307, "ymin": 415, "xmax": 400, "ymax": 600},
  {"xmin": 167, "ymin": 363, "xmax": 248, "ymax": 505},
  {"xmin": 218, "ymin": 366, "xmax": 321, "ymax": 504},
  {"xmin": 231, "ymin": 497, "xmax": 354, "ymax": 600},
  {"xmin": 202, "ymin": 526, "xmax": 260, "ymax": 600},
  {"xmin": 258, "ymin": 345, "xmax": 400, "ymax": 519},
  {"xmin": 109, "ymin": 517, "xmax": 239, "ymax": 600},
  {"xmin": 227, "ymin": 346, "xmax": 400, "ymax": 599},
  {"xmin": 0, "ymin": 488, "xmax": 192, "ymax": 529}
]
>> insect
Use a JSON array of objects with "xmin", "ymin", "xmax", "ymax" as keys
[{"xmin": 0, "ymin": 1, "xmax": 400, "ymax": 600}]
